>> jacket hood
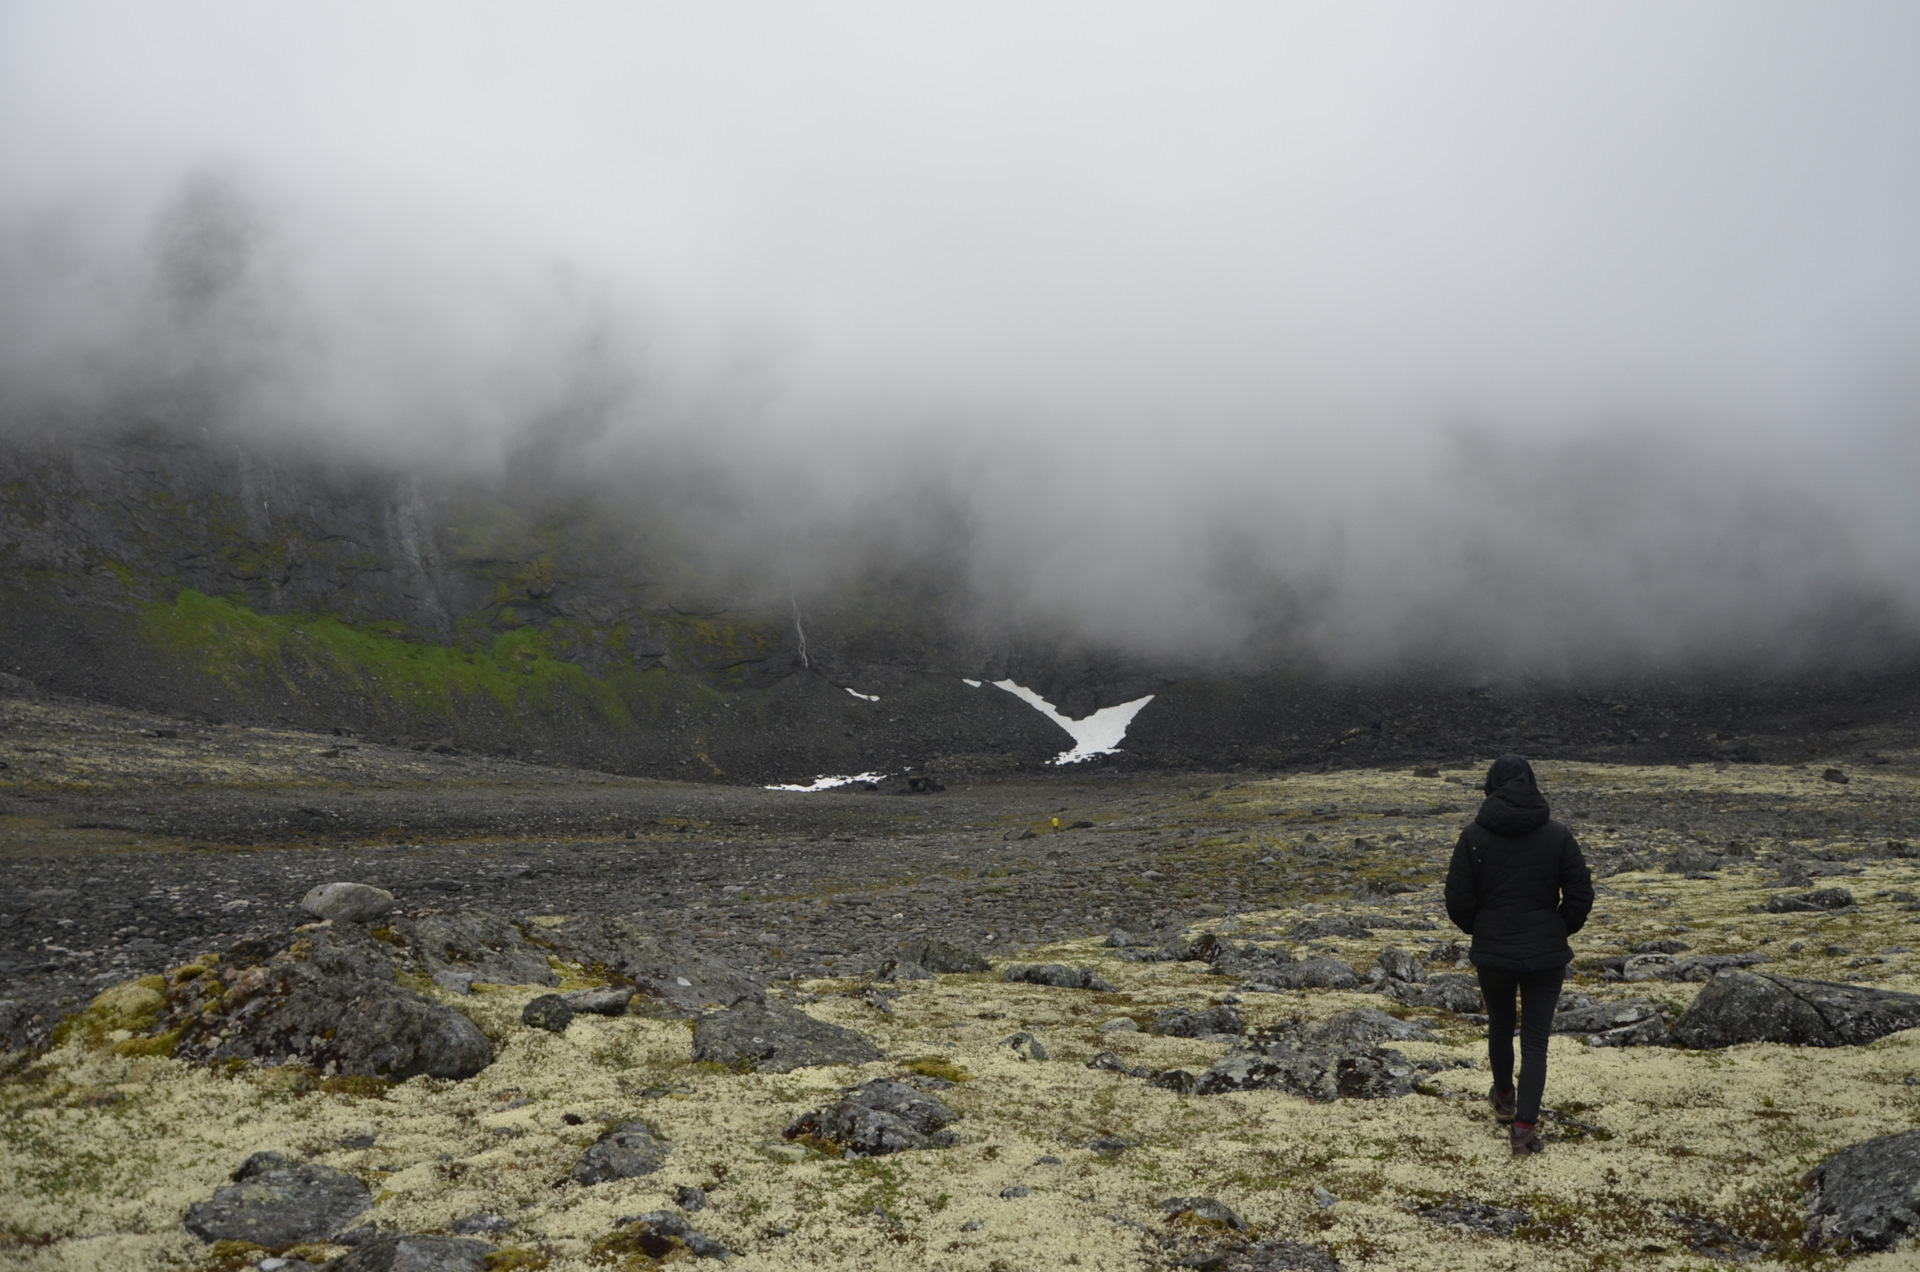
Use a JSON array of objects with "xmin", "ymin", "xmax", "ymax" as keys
[{"xmin": 1475, "ymin": 753, "xmax": 1550, "ymax": 835}]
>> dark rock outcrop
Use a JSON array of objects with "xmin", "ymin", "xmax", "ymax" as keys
[
  {"xmin": 170, "ymin": 928, "xmax": 493, "ymax": 1081},
  {"xmin": 1764, "ymin": 888, "xmax": 1857, "ymax": 913},
  {"xmin": 183, "ymin": 1151, "xmax": 372, "ymax": 1247},
  {"xmin": 1672, "ymin": 970, "xmax": 1920, "ymax": 1048},
  {"xmin": 570, "ymin": 1121, "xmax": 671, "ymax": 1185},
  {"xmin": 392, "ymin": 912, "xmax": 557, "ymax": 987},
  {"xmin": 541, "ymin": 914, "xmax": 762, "ymax": 1015},
  {"xmin": 784, "ymin": 1079, "xmax": 959, "ymax": 1156},
  {"xmin": 1804, "ymin": 1128, "xmax": 1920, "ymax": 1252},
  {"xmin": 1551, "ymin": 998, "xmax": 1670, "ymax": 1047},
  {"xmin": 691, "ymin": 999, "xmax": 882, "ymax": 1072}
]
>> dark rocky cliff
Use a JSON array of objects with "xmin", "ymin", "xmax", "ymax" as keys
[{"xmin": 3, "ymin": 426, "xmax": 1916, "ymax": 781}]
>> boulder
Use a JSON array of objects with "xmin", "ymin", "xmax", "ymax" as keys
[
  {"xmin": 1001, "ymin": 1030, "xmax": 1049, "ymax": 1060},
  {"xmin": 1665, "ymin": 953, "xmax": 1767, "ymax": 983},
  {"xmin": 329, "ymin": 1234, "xmax": 492, "ymax": 1271},
  {"xmin": 1297, "ymin": 1008, "xmax": 1431, "ymax": 1047},
  {"xmin": 301, "ymin": 882, "xmax": 396, "ymax": 924},
  {"xmin": 1804, "ymin": 1128, "xmax": 1920, "ymax": 1252},
  {"xmin": 899, "ymin": 938, "xmax": 991, "ymax": 973},
  {"xmin": 570, "ymin": 1121, "xmax": 671, "ymax": 1185},
  {"xmin": 1764, "ymin": 888, "xmax": 1856, "ymax": 913},
  {"xmin": 784, "ymin": 1079, "xmax": 959, "ymax": 1156},
  {"xmin": 1370, "ymin": 947, "xmax": 1426, "ymax": 985},
  {"xmin": 540, "ymin": 914, "xmax": 762, "ymax": 1015},
  {"xmin": 389, "ymin": 912, "xmax": 556, "ymax": 986},
  {"xmin": 183, "ymin": 1152, "xmax": 372, "ymax": 1247},
  {"xmin": 1241, "ymin": 957, "xmax": 1364, "ymax": 993},
  {"xmin": 1151, "ymin": 1005, "xmax": 1244, "ymax": 1038},
  {"xmin": 874, "ymin": 958, "xmax": 933, "ymax": 982},
  {"xmin": 1552, "ymin": 999, "xmax": 1670, "ymax": 1047},
  {"xmin": 168, "ymin": 929, "xmax": 493, "ymax": 1081},
  {"xmin": 1003, "ymin": 963, "xmax": 1117, "ymax": 992},
  {"xmin": 691, "ymin": 999, "xmax": 882, "ymax": 1072},
  {"xmin": 1674, "ymin": 970, "xmax": 1920, "ymax": 1048},
  {"xmin": 563, "ymin": 986, "xmax": 637, "ymax": 1016},
  {"xmin": 521, "ymin": 994, "xmax": 574, "ymax": 1032},
  {"xmin": 1196, "ymin": 1036, "xmax": 1414, "ymax": 1100},
  {"xmin": 1385, "ymin": 974, "xmax": 1482, "ymax": 1014}
]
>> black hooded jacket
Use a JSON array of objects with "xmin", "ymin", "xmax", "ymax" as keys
[{"xmin": 1444, "ymin": 755, "xmax": 1594, "ymax": 972}]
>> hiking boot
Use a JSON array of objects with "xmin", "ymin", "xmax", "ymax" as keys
[
  {"xmin": 1488, "ymin": 1085, "xmax": 1517, "ymax": 1123},
  {"xmin": 1510, "ymin": 1122, "xmax": 1544, "ymax": 1156}
]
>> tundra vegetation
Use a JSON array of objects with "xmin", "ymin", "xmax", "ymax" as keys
[{"xmin": 3, "ymin": 717, "xmax": 1920, "ymax": 1269}]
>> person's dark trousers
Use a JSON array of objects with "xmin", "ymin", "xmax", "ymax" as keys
[{"xmin": 1475, "ymin": 964, "xmax": 1566, "ymax": 1123}]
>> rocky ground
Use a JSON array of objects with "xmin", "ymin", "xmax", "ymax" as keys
[{"xmin": 7, "ymin": 693, "xmax": 1920, "ymax": 1269}]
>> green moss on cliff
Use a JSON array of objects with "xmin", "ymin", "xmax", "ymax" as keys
[{"xmin": 137, "ymin": 590, "xmax": 641, "ymax": 726}]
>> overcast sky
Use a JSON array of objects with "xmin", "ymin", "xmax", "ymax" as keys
[{"xmin": 3, "ymin": 3, "xmax": 1919, "ymax": 672}]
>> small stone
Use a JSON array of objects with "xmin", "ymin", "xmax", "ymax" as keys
[
  {"xmin": 522, "ymin": 995, "xmax": 574, "ymax": 1032},
  {"xmin": 570, "ymin": 1122, "xmax": 671, "ymax": 1185},
  {"xmin": 1160, "ymin": 1196, "xmax": 1247, "ymax": 1231},
  {"xmin": 675, "ymin": 1185, "xmax": 707, "ymax": 1212},
  {"xmin": 875, "ymin": 959, "xmax": 933, "ymax": 983},
  {"xmin": 448, "ymin": 1213, "xmax": 512, "ymax": 1235},
  {"xmin": 784, "ymin": 1079, "xmax": 959, "ymax": 1157},
  {"xmin": 1314, "ymin": 1187, "xmax": 1336, "ymax": 1209},
  {"xmin": 1097, "ymin": 1017, "xmax": 1138, "ymax": 1033},
  {"xmin": 183, "ymin": 1152, "xmax": 373, "ymax": 1247},
  {"xmin": 301, "ymin": 883, "xmax": 396, "ymax": 924},
  {"xmin": 431, "ymin": 971, "xmax": 474, "ymax": 996},
  {"xmin": 1000, "ymin": 1186, "xmax": 1031, "ymax": 1199},
  {"xmin": 1035, "ymin": 1154, "xmax": 1063, "ymax": 1165},
  {"xmin": 1086, "ymin": 1137, "xmax": 1129, "ymax": 1158},
  {"xmin": 960, "ymin": 1220, "xmax": 983, "ymax": 1231},
  {"xmin": 1002, "ymin": 1030, "xmax": 1049, "ymax": 1061},
  {"xmin": 562, "ymin": 986, "xmax": 637, "ymax": 1015}
]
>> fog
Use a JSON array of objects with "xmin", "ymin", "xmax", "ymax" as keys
[{"xmin": 3, "ymin": 3, "xmax": 1919, "ymax": 675}]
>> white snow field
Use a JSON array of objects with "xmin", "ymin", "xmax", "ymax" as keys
[
  {"xmin": 990, "ymin": 680, "xmax": 1154, "ymax": 764},
  {"xmin": 765, "ymin": 771, "xmax": 889, "ymax": 792}
]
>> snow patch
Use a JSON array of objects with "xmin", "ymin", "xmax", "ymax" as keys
[
  {"xmin": 962, "ymin": 678, "xmax": 982, "ymax": 688},
  {"xmin": 765, "ymin": 772, "xmax": 888, "ymax": 792},
  {"xmin": 991, "ymin": 680, "xmax": 1155, "ymax": 764},
  {"xmin": 845, "ymin": 687, "xmax": 879, "ymax": 701}
]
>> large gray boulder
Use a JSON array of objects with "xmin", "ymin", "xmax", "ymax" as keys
[
  {"xmin": 302, "ymin": 882, "xmax": 396, "ymax": 924},
  {"xmin": 1804, "ymin": 1128, "xmax": 1920, "ymax": 1252},
  {"xmin": 570, "ymin": 1121, "xmax": 671, "ymax": 1185},
  {"xmin": 169, "ymin": 928, "xmax": 493, "ymax": 1081},
  {"xmin": 784, "ymin": 1079, "xmax": 959, "ymax": 1156},
  {"xmin": 1672, "ymin": 970, "xmax": 1920, "ymax": 1048},
  {"xmin": 183, "ymin": 1152, "xmax": 371, "ymax": 1246},
  {"xmin": 691, "ymin": 999, "xmax": 882, "ymax": 1072},
  {"xmin": 1298, "ymin": 1008, "xmax": 1431, "ymax": 1046},
  {"xmin": 329, "ymin": 1235, "xmax": 492, "ymax": 1271}
]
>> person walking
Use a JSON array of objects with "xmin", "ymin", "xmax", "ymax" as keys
[{"xmin": 1444, "ymin": 754, "xmax": 1593, "ymax": 1156}]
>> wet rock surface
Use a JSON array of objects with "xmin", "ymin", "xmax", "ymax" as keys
[
  {"xmin": 691, "ymin": 998, "xmax": 883, "ymax": 1072},
  {"xmin": 182, "ymin": 1151, "xmax": 372, "ymax": 1247},
  {"xmin": 1671, "ymin": 969, "xmax": 1920, "ymax": 1048},
  {"xmin": 570, "ymin": 1121, "xmax": 671, "ymax": 1185},
  {"xmin": 784, "ymin": 1078, "xmax": 959, "ymax": 1156},
  {"xmin": 1803, "ymin": 1128, "xmax": 1920, "ymax": 1252}
]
